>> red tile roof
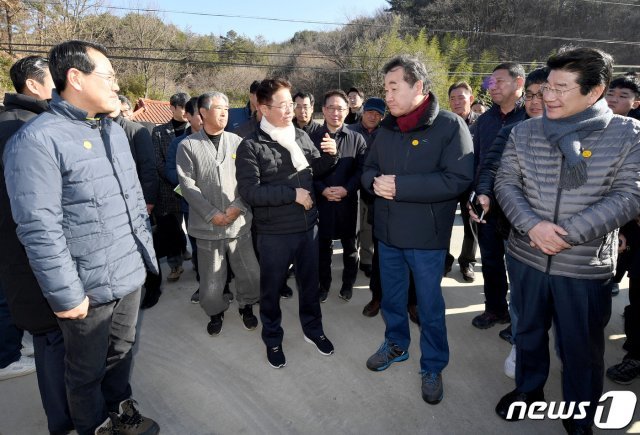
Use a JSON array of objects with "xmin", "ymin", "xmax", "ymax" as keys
[{"xmin": 131, "ymin": 98, "xmax": 173, "ymax": 125}]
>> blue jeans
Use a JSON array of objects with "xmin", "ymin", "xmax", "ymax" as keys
[
  {"xmin": 0, "ymin": 281, "xmax": 22, "ymax": 368},
  {"xmin": 57, "ymin": 288, "xmax": 141, "ymax": 435},
  {"xmin": 378, "ymin": 242, "xmax": 449, "ymax": 373}
]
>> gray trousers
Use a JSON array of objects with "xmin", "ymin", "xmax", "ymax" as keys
[
  {"xmin": 358, "ymin": 200, "xmax": 374, "ymax": 266},
  {"xmin": 197, "ymin": 232, "xmax": 260, "ymax": 316}
]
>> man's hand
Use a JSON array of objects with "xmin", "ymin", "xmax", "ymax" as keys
[
  {"xmin": 211, "ymin": 212, "xmax": 228, "ymax": 226},
  {"xmin": 320, "ymin": 133, "xmax": 337, "ymax": 155},
  {"xmin": 322, "ymin": 186, "xmax": 347, "ymax": 202},
  {"xmin": 225, "ymin": 206, "xmax": 242, "ymax": 223},
  {"xmin": 146, "ymin": 204, "xmax": 154, "ymax": 215},
  {"xmin": 528, "ymin": 221, "xmax": 571, "ymax": 255},
  {"xmin": 468, "ymin": 194, "xmax": 491, "ymax": 224},
  {"xmin": 295, "ymin": 188, "xmax": 313, "ymax": 210},
  {"xmin": 373, "ymin": 174, "xmax": 396, "ymax": 200},
  {"xmin": 55, "ymin": 296, "xmax": 89, "ymax": 320}
]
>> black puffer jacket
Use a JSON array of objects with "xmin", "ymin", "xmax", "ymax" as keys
[
  {"xmin": 361, "ymin": 93, "xmax": 474, "ymax": 249},
  {"xmin": 0, "ymin": 93, "xmax": 57, "ymax": 334},
  {"xmin": 236, "ymin": 127, "xmax": 339, "ymax": 235}
]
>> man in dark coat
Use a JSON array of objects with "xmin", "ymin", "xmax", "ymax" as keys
[
  {"xmin": 311, "ymin": 90, "xmax": 367, "ymax": 302},
  {"xmin": 236, "ymin": 79, "xmax": 339, "ymax": 369},
  {"xmin": 361, "ymin": 55, "xmax": 473, "ymax": 405},
  {"xmin": 0, "ymin": 55, "xmax": 73, "ymax": 434}
]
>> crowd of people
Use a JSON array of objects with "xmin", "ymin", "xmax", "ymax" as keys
[{"xmin": 0, "ymin": 39, "xmax": 639, "ymax": 435}]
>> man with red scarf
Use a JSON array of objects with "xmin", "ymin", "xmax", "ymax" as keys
[{"xmin": 361, "ymin": 55, "xmax": 473, "ymax": 404}]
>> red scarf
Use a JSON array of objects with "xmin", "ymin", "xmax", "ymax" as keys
[{"xmin": 396, "ymin": 95, "xmax": 430, "ymax": 133}]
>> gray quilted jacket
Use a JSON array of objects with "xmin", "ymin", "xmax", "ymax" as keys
[
  {"xmin": 176, "ymin": 129, "xmax": 251, "ymax": 240},
  {"xmin": 3, "ymin": 93, "xmax": 158, "ymax": 312},
  {"xmin": 494, "ymin": 115, "xmax": 640, "ymax": 279}
]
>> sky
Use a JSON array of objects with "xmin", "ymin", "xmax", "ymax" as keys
[{"xmin": 106, "ymin": 0, "xmax": 390, "ymax": 43}]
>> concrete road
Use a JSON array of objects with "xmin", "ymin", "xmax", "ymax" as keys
[{"xmin": 1, "ymin": 211, "xmax": 638, "ymax": 434}]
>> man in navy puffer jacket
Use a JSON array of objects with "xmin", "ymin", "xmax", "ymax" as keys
[{"xmin": 3, "ymin": 40, "xmax": 159, "ymax": 435}]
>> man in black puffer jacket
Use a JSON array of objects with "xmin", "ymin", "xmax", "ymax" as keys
[{"xmin": 236, "ymin": 78, "xmax": 339, "ymax": 369}]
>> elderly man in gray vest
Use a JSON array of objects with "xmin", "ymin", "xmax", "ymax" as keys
[{"xmin": 177, "ymin": 91, "xmax": 260, "ymax": 336}]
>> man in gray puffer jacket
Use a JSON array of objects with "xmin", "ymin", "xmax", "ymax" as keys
[
  {"xmin": 494, "ymin": 47, "xmax": 640, "ymax": 435},
  {"xmin": 3, "ymin": 40, "xmax": 159, "ymax": 435}
]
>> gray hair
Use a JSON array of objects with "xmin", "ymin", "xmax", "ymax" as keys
[
  {"xmin": 382, "ymin": 54, "xmax": 431, "ymax": 94},
  {"xmin": 198, "ymin": 91, "xmax": 229, "ymax": 111}
]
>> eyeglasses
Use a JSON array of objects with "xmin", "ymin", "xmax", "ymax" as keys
[
  {"xmin": 91, "ymin": 70, "xmax": 117, "ymax": 87},
  {"xmin": 267, "ymin": 102, "xmax": 296, "ymax": 111},
  {"xmin": 539, "ymin": 84, "xmax": 581, "ymax": 98},
  {"xmin": 324, "ymin": 106, "xmax": 348, "ymax": 113},
  {"xmin": 524, "ymin": 91, "xmax": 543, "ymax": 101}
]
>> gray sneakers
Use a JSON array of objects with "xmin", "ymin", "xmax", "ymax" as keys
[
  {"xmin": 366, "ymin": 340, "xmax": 409, "ymax": 371},
  {"xmin": 0, "ymin": 355, "xmax": 36, "ymax": 381},
  {"xmin": 421, "ymin": 371, "xmax": 443, "ymax": 404},
  {"xmin": 117, "ymin": 399, "xmax": 159, "ymax": 435}
]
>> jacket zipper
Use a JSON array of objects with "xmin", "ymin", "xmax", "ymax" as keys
[
  {"xmin": 546, "ymin": 158, "xmax": 564, "ymax": 274},
  {"xmin": 296, "ymin": 171, "xmax": 308, "ymax": 230}
]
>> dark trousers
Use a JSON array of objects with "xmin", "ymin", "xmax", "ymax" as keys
[
  {"xmin": 477, "ymin": 214, "xmax": 509, "ymax": 314},
  {"xmin": 319, "ymin": 236, "xmax": 358, "ymax": 290},
  {"xmin": 257, "ymin": 228, "xmax": 324, "ymax": 347},
  {"xmin": 33, "ymin": 330, "xmax": 74, "ymax": 435},
  {"xmin": 370, "ymin": 237, "xmax": 417, "ymax": 306},
  {"xmin": 509, "ymin": 257, "xmax": 611, "ymax": 426},
  {"xmin": 623, "ymin": 249, "xmax": 640, "ymax": 359},
  {"xmin": 446, "ymin": 189, "xmax": 477, "ymax": 268},
  {"xmin": 0, "ymin": 281, "xmax": 22, "ymax": 368},
  {"xmin": 57, "ymin": 288, "xmax": 141, "ymax": 435}
]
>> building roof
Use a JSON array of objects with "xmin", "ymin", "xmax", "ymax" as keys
[{"xmin": 131, "ymin": 98, "xmax": 173, "ymax": 125}]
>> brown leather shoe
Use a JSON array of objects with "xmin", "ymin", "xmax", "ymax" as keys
[
  {"xmin": 408, "ymin": 304, "xmax": 420, "ymax": 325},
  {"xmin": 362, "ymin": 299, "xmax": 380, "ymax": 317}
]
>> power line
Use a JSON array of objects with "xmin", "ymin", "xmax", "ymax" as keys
[
  {"xmin": 4, "ymin": 46, "xmax": 636, "ymax": 75},
  {"xmin": 578, "ymin": 0, "xmax": 640, "ymax": 6}
]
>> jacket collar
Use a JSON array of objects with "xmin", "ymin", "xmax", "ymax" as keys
[
  {"xmin": 49, "ymin": 91, "xmax": 107, "ymax": 126},
  {"xmin": 380, "ymin": 92, "xmax": 440, "ymax": 132},
  {"xmin": 256, "ymin": 125, "xmax": 307, "ymax": 143},
  {"xmin": 2, "ymin": 93, "xmax": 49, "ymax": 114},
  {"xmin": 486, "ymin": 96, "xmax": 525, "ymax": 118}
]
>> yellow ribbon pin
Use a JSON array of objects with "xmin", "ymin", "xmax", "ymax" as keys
[
  {"xmin": 582, "ymin": 150, "xmax": 592, "ymax": 158},
  {"xmin": 232, "ymin": 153, "xmax": 237, "ymax": 159},
  {"xmin": 411, "ymin": 139, "xmax": 419, "ymax": 146},
  {"xmin": 83, "ymin": 140, "xmax": 92, "ymax": 150}
]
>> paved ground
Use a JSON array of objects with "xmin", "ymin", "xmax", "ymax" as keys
[{"xmin": 1, "ymin": 212, "xmax": 638, "ymax": 435}]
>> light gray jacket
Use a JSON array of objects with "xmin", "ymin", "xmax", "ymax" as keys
[
  {"xmin": 494, "ymin": 115, "xmax": 640, "ymax": 279},
  {"xmin": 176, "ymin": 129, "xmax": 251, "ymax": 240}
]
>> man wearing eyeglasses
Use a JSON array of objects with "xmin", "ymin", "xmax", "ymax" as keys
[
  {"xmin": 3, "ymin": 40, "xmax": 159, "ymax": 434},
  {"xmin": 311, "ymin": 89, "xmax": 367, "ymax": 303},
  {"xmin": 493, "ymin": 47, "xmax": 640, "ymax": 434},
  {"xmin": 293, "ymin": 91, "xmax": 322, "ymax": 137},
  {"xmin": 470, "ymin": 62, "xmax": 527, "ymax": 332}
]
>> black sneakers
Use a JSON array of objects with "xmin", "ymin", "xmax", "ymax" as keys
[
  {"xmin": 239, "ymin": 305, "xmax": 258, "ymax": 330},
  {"xmin": 319, "ymin": 289, "xmax": 329, "ymax": 303},
  {"xmin": 339, "ymin": 284, "xmax": 352, "ymax": 302},
  {"xmin": 280, "ymin": 285, "xmax": 294, "ymax": 299},
  {"xmin": 207, "ymin": 313, "xmax": 224, "ymax": 336},
  {"xmin": 267, "ymin": 345, "xmax": 286, "ymax": 369},
  {"xmin": 190, "ymin": 289, "xmax": 199, "ymax": 304},
  {"xmin": 607, "ymin": 358, "xmax": 640, "ymax": 384},
  {"xmin": 472, "ymin": 311, "xmax": 510, "ymax": 329},
  {"xmin": 304, "ymin": 334, "xmax": 335, "ymax": 355}
]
